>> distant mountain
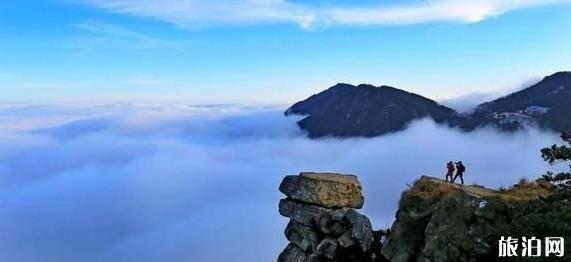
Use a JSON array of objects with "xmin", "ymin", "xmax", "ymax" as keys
[
  {"xmin": 285, "ymin": 83, "xmax": 460, "ymax": 137},
  {"xmin": 286, "ymin": 71, "xmax": 571, "ymax": 138},
  {"xmin": 465, "ymin": 71, "xmax": 571, "ymax": 131}
]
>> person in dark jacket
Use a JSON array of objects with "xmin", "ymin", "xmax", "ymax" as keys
[
  {"xmin": 452, "ymin": 161, "xmax": 466, "ymax": 185},
  {"xmin": 445, "ymin": 161, "xmax": 455, "ymax": 182}
]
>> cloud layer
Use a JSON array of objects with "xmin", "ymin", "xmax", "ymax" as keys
[
  {"xmin": 83, "ymin": 0, "xmax": 571, "ymax": 29},
  {"xmin": 0, "ymin": 103, "xmax": 562, "ymax": 261}
]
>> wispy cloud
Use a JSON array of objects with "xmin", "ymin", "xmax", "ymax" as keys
[
  {"xmin": 83, "ymin": 0, "xmax": 571, "ymax": 29},
  {"xmin": 73, "ymin": 20, "xmax": 184, "ymax": 48},
  {"xmin": 324, "ymin": 0, "xmax": 571, "ymax": 26},
  {"xmin": 83, "ymin": 0, "xmax": 316, "ymax": 29}
]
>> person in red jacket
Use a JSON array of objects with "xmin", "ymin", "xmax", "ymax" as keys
[{"xmin": 445, "ymin": 161, "xmax": 455, "ymax": 182}]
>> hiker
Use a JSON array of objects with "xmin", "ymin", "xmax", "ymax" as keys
[
  {"xmin": 452, "ymin": 161, "xmax": 466, "ymax": 185},
  {"xmin": 445, "ymin": 161, "xmax": 455, "ymax": 182}
]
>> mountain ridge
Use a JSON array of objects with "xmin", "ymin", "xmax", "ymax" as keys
[
  {"xmin": 286, "ymin": 71, "xmax": 571, "ymax": 138},
  {"xmin": 464, "ymin": 71, "xmax": 571, "ymax": 131}
]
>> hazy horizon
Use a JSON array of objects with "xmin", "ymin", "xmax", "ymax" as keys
[{"xmin": 0, "ymin": 74, "xmax": 547, "ymax": 111}]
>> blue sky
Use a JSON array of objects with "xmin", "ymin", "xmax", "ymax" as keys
[{"xmin": 1, "ymin": 0, "xmax": 571, "ymax": 104}]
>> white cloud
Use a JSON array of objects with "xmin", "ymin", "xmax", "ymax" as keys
[
  {"xmin": 0, "ymin": 103, "xmax": 563, "ymax": 261},
  {"xmin": 440, "ymin": 77, "xmax": 542, "ymax": 113},
  {"xmin": 84, "ymin": 0, "xmax": 315, "ymax": 29},
  {"xmin": 83, "ymin": 0, "xmax": 571, "ymax": 29},
  {"xmin": 73, "ymin": 20, "xmax": 185, "ymax": 48},
  {"xmin": 440, "ymin": 92, "xmax": 502, "ymax": 114},
  {"xmin": 324, "ymin": 0, "xmax": 571, "ymax": 26}
]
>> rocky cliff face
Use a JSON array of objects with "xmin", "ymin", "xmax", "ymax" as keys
[
  {"xmin": 382, "ymin": 176, "xmax": 566, "ymax": 262},
  {"xmin": 278, "ymin": 174, "xmax": 569, "ymax": 261}
]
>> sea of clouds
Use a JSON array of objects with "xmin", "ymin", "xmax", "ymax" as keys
[{"xmin": 0, "ymin": 103, "xmax": 563, "ymax": 262}]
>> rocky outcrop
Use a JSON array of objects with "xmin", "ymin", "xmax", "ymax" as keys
[
  {"xmin": 278, "ymin": 174, "xmax": 568, "ymax": 261},
  {"xmin": 381, "ymin": 176, "xmax": 561, "ymax": 262},
  {"xmin": 277, "ymin": 172, "xmax": 385, "ymax": 262}
]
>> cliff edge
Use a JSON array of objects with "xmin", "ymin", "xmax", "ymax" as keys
[{"xmin": 382, "ymin": 176, "xmax": 568, "ymax": 262}]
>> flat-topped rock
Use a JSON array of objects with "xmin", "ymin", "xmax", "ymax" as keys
[{"xmin": 279, "ymin": 172, "xmax": 364, "ymax": 208}]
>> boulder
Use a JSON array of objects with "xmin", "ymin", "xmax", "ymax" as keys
[
  {"xmin": 337, "ymin": 231, "xmax": 356, "ymax": 248},
  {"xmin": 315, "ymin": 238, "xmax": 338, "ymax": 259},
  {"xmin": 317, "ymin": 211, "xmax": 346, "ymax": 236},
  {"xmin": 285, "ymin": 220, "xmax": 319, "ymax": 252},
  {"xmin": 278, "ymin": 243, "xmax": 310, "ymax": 262},
  {"xmin": 280, "ymin": 172, "xmax": 364, "ymax": 208},
  {"xmin": 279, "ymin": 198, "xmax": 331, "ymax": 226},
  {"xmin": 345, "ymin": 209, "xmax": 374, "ymax": 252}
]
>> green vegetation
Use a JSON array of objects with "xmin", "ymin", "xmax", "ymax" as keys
[
  {"xmin": 541, "ymin": 130, "xmax": 571, "ymax": 186},
  {"xmin": 512, "ymin": 131, "xmax": 571, "ymax": 261}
]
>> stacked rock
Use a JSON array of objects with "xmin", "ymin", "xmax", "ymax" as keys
[{"xmin": 278, "ymin": 172, "xmax": 377, "ymax": 262}]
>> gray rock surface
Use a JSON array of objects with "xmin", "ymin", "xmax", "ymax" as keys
[
  {"xmin": 315, "ymin": 238, "xmax": 338, "ymax": 259},
  {"xmin": 337, "ymin": 231, "xmax": 356, "ymax": 248},
  {"xmin": 278, "ymin": 243, "xmax": 310, "ymax": 262},
  {"xmin": 279, "ymin": 172, "xmax": 364, "ymax": 208},
  {"xmin": 285, "ymin": 220, "xmax": 319, "ymax": 252},
  {"xmin": 345, "ymin": 209, "xmax": 374, "ymax": 252},
  {"xmin": 279, "ymin": 198, "xmax": 331, "ymax": 226}
]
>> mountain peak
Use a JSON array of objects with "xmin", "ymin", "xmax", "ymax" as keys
[
  {"xmin": 330, "ymin": 83, "xmax": 355, "ymax": 89},
  {"xmin": 285, "ymin": 83, "xmax": 458, "ymax": 137},
  {"xmin": 539, "ymin": 71, "xmax": 571, "ymax": 86},
  {"xmin": 545, "ymin": 71, "xmax": 571, "ymax": 79}
]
